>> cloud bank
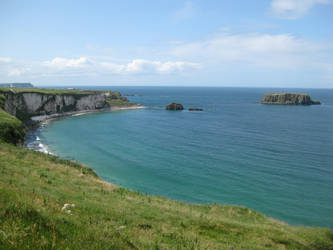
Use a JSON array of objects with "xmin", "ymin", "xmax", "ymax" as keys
[
  {"xmin": 169, "ymin": 33, "xmax": 326, "ymax": 69},
  {"xmin": 1, "ymin": 32, "xmax": 332, "ymax": 87},
  {"xmin": 270, "ymin": 0, "xmax": 333, "ymax": 19},
  {"xmin": 0, "ymin": 57, "xmax": 200, "ymax": 79}
]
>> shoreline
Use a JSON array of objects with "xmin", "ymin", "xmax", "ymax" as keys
[
  {"xmin": 24, "ymin": 104, "xmax": 146, "ymax": 154},
  {"xmin": 30, "ymin": 104, "xmax": 146, "ymax": 123}
]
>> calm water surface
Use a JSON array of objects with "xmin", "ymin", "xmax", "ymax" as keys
[{"xmin": 26, "ymin": 87, "xmax": 333, "ymax": 228}]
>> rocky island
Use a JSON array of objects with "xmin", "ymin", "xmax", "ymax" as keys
[
  {"xmin": 260, "ymin": 93, "xmax": 320, "ymax": 105},
  {"xmin": 166, "ymin": 102, "xmax": 184, "ymax": 110}
]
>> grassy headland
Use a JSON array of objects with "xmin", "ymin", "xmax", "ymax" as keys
[
  {"xmin": 0, "ymin": 87, "xmax": 136, "ymax": 123},
  {"xmin": 106, "ymin": 99, "xmax": 137, "ymax": 107},
  {"xmin": 0, "ymin": 142, "xmax": 332, "ymax": 249}
]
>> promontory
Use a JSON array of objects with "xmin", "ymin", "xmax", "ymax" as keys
[
  {"xmin": 260, "ymin": 93, "xmax": 320, "ymax": 105},
  {"xmin": 0, "ymin": 87, "xmax": 141, "ymax": 125}
]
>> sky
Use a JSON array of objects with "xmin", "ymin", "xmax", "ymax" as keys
[{"xmin": 0, "ymin": 0, "xmax": 333, "ymax": 88}]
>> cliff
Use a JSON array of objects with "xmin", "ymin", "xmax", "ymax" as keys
[
  {"xmin": 260, "ymin": 93, "xmax": 320, "ymax": 105},
  {"xmin": 0, "ymin": 88, "xmax": 132, "ymax": 122}
]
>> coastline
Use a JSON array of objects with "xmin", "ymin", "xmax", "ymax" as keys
[
  {"xmin": 30, "ymin": 104, "xmax": 146, "ymax": 123},
  {"xmin": 25, "ymin": 104, "xmax": 146, "ymax": 154},
  {"xmin": 2, "ymin": 89, "xmax": 333, "ymax": 248}
]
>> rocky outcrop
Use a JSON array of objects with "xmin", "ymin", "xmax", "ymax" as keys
[
  {"xmin": 166, "ymin": 102, "xmax": 184, "ymax": 110},
  {"xmin": 260, "ymin": 93, "xmax": 320, "ymax": 105},
  {"xmin": 188, "ymin": 107, "xmax": 203, "ymax": 111},
  {"xmin": 1, "ymin": 89, "xmax": 130, "ymax": 122}
]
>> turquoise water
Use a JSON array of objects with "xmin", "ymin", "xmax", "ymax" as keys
[{"xmin": 27, "ymin": 87, "xmax": 333, "ymax": 228}]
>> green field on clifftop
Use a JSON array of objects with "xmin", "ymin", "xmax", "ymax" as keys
[
  {"xmin": 0, "ymin": 88, "xmax": 108, "ymax": 96},
  {"xmin": 0, "ymin": 142, "xmax": 332, "ymax": 249}
]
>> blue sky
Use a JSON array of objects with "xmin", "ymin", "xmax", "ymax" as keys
[{"xmin": 0, "ymin": 0, "xmax": 333, "ymax": 87}]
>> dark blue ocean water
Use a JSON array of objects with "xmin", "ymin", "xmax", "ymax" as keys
[{"xmin": 27, "ymin": 87, "xmax": 333, "ymax": 228}]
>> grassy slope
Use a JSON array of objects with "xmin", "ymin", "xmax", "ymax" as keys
[
  {"xmin": 0, "ymin": 143, "xmax": 332, "ymax": 249},
  {"xmin": 0, "ymin": 109, "xmax": 25, "ymax": 145}
]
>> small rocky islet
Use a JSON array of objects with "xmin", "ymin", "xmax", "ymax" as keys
[
  {"xmin": 165, "ymin": 102, "xmax": 184, "ymax": 110},
  {"xmin": 260, "ymin": 93, "xmax": 320, "ymax": 105},
  {"xmin": 166, "ymin": 102, "xmax": 203, "ymax": 111},
  {"xmin": 188, "ymin": 107, "xmax": 203, "ymax": 111},
  {"xmin": 166, "ymin": 93, "xmax": 320, "ymax": 111}
]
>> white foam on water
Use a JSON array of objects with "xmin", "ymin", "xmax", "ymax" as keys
[{"xmin": 72, "ymin": 114, "xmax": 82, "ymax": 117}]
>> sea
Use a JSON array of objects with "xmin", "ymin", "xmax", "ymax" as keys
[{"xmin": 25, "ymin": 87, "xmax": 333, "ymax": 228}]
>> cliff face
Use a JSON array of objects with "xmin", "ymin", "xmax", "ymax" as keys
[
  {"xmin": 260, "ymin": 93, "xmax": 320, "ymax": 105},
  {"xmin": 1, "ymin": 89, "xmax": 129, "ymax": 122}
]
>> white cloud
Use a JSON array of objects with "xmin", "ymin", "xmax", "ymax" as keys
[
  {"xmin": 124, "ymin": 59, "xmax": 199, "ymax": 74},
  {"xmin": 169, "ymin": 33, "xmax": 325, "ymax": 69},
  {"xmin": 0, "ymin": 57, "xmax": 199, "ymax": 79},
  {"xmin": 270, "ymin": 0, "xmax": 333, "ymax": 19},
  {"xmin": 0, "ymin": 57, "xmax": 12, "ymax": 63},
  {"xmin": 43, "ymin": 57, "xmax": 93, "ymax": 69},
  {"xmin": 8, "ymin": 68, "xmax": 29, "ymax": 77},
  {"xmin": 1, "ymin": 32, "xmax": 332, "ymax": 87}
]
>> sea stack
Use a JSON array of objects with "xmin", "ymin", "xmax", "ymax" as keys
[
  {"xmin": 166, "ymin": 102, "xmax": 184, "ymax": 110},
  {"xmin": 260, "ymin": 93, "xmax": 320, "ymax": 105}
]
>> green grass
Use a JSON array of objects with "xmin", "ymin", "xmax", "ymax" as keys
[
  {"xmin": 106, "ymin": 99, "xmax": 137, "ymax": 107},
  {"xmin": 0, "ymin": 109, "xmax": 25, "ymax": 145},
  {"xmin": 0, "ymin": 143, "xmax": 332, "ymax": 249},
  {"xmin": 0, "ymin": 88, "xmax": 109, "ymax": 96},
  {"xmin": 0, "ymin": 94, "xmax": 5, "ymax": 109}
]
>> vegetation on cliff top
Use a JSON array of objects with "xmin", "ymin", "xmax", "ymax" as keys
[
  {"xmin": 0, "ymin": 109, "xmax": 25, "ymax": 145},
  {"xmin": 106, "ymin": 99, "xmax": 137, "ymax": 107},
  {"xmin": 0, "ymin": 94, "xmax": 5, "ymax": 109},
  {"xmin": 0, "ymin": 87, "xmax": 113, "ymax": 96},
  {"xmin": 0, "ymin": 142, "xmax": 332, "ymax": 249}
]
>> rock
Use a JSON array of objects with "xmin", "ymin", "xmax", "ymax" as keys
[
  {"xmin": 166, "ymin": 102, "xmax": 184, "ymax": 110},
  {"xmin": 1, "ymin": 89, "xmax": 133, "ymax": 122},
  {"xmin": 260, "ymin": 93, "xmax": 320, "ymax": 105},
  {"xmin": 62, "ymin": 203, "xmax": 75, "ymax": 212},
  {"xmin": 188, "ymin": 107, "xmax": 203, "ymax": 111}
]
